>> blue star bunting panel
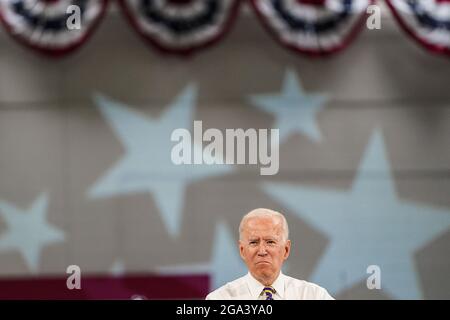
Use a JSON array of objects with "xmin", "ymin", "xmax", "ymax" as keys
[
  {"xmin": 386, "ymin": 0, "xmax": 450, "ymax": 55},
  {"xmin": 118, "ymin": 0, "xmax": 242, "ymax": 55},
  {"xmin": 0, "ymin": 0, "xmax": 109, "ymax": 56}
]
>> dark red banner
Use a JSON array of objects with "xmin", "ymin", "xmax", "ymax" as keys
[{"xmin": 0, "ymin": 274, "xmax": 209, "ymax": 300}]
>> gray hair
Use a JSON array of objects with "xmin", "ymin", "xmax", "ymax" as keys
[{"xmin": 239, "ymin": 208, "xmax": 289, "ymax": 242}]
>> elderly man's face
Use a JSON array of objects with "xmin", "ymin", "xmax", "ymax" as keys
[{"xmin": 239, "ymin": 216, "xmax": 291, "ymax": 284}]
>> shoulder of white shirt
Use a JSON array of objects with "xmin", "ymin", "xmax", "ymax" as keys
[
  {"xmin": 205, "ymin": 274, "xmax": 248, "ymax": 300},
  {"xmin": 206, "ymin": 273, "xmax": 334, "ymax": 300},
  {"xmin": 282, "ymin": 274, "xmax": 334, "ymax": 300}
]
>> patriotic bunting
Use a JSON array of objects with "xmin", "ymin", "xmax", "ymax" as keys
[
  {"xmin": 118, "ymin": 0, "xmax": 242, "ymax": 55},
  {"xmin": 0, "ymin": 0, "xmax": 109, "ymax": 57},
  {"xmin": 249, "ymin": 0, "xmax": 374, "ymax": 56},
  {"xmin": 386, "ymin": 0, "xmax": 450, "ymax": 56},
  {"xmin": 0, "ymin": 0, "xmax": 449, "ymax": 57}
]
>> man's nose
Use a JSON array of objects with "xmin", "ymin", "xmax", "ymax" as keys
[{"xmin": 257, "ymin": 244, "xmax": 268, "ymax": 255}]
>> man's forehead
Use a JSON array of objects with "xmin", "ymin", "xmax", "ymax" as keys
[
  {"xmin": 247, "ymin": 234, "xmax": 279, "ymax": 240},
  {"xmin": 243, "ymin": 217, "xmax": 283, "ymax": 235},
  {"xmin": 245, "ymin": 216, "xmax": 282, "ymax": 228}
]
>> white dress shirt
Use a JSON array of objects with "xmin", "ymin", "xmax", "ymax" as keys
[{"xmin": 206, "ymin": 272, "xmax": 334, "ymax": 300}]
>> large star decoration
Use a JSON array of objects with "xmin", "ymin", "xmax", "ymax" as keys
[
  {"xmin": 109, "ymin": 259, "xmax": 126, "ymax": 277},
  {"xmin": 154, "ymin": 222, "xmax": 247, "ymax": 291},
  {"xmin": 249, "ymin": 69, "xmax": 328, "ymax": 143},
  {"xmin": 210, "ymin": 222, "xmax": 248, "ymax": 290},
  {"xmin": 263, "ymin": 130, "xmax": 450, "ymax": 299},
  {"xmin": 0, "ymin": 193, "xmax": 65, "ymax": 273},
  {"xmin": 90, "ymin": 84, "xmax": 232, "ymax": 238}
]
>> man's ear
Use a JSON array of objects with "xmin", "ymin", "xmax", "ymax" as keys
[
  {"xmin": 239, "ymin": 240, "xmax": 245, "ymax": 260},
  {"xmin": 284, "ymin": 240, "xmax": 291, "ymax": 260}
]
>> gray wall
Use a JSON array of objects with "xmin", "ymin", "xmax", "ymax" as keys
[{"xmin": 0, "ymin": 4, "xmax": 449, "ymax": 299}]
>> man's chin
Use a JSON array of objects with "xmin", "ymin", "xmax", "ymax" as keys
[
  {"xmin": 252, "ymin": 267, "xmax": 275, "ymax": 283},
  {"xmin": 254, "ymin": 263, "xmax": 272, "ymax": 272}
]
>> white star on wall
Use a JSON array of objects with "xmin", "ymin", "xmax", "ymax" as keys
[
  {"xmin": 154, "ymin": 222, "xmax": 247, "ymax": 291},
  {"xmin": 89, "ymin": 84, "xmax": 233, "ymax": 238},
  {"xmin": 0, "ymin": 193, "xmax": 65, "ymax": 273},
  {"xmin": 210, "ymin": 222, "xmax": 247, "ymax": 290},
  {"xmin": 263, "ymin": 130, "xmax": 450, "ymax": 299},
  {"xmin": 109, "ymin": 259, "xmax": 126, "ymax": 277},
  {"xmin": 249, "ymin": 69, "xmax": 328, "ymax": 143}
]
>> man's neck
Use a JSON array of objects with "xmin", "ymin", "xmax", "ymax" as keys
[{"xmin": 252, "ymin": 271, "xmax": 281, "ymax": 287}]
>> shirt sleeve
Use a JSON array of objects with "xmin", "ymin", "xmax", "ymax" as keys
[
  {"xmin": 320, "ymin": 288, "xmax": 335, "ymax": 300},
  {"xmin": 205, "ymin": 290, "xmax": 222, "ymax": 300}
]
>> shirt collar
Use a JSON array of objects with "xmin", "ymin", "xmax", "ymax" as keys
[{"xmin": 246, "ymin": 271, "xmax": 286, "ymax": 299}]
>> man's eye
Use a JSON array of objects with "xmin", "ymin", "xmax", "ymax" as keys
[{"xmin": 249, "ymin": 241, "xmax": 257, "ymax": 245}]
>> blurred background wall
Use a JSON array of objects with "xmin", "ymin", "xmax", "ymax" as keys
[{"xmin": 0, "ymin": 1, "xmax": 449, "ymax": 299}]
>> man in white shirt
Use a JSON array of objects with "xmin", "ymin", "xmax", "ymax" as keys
[{"xmin": 206, "ymin": 208, "xmax": 334, "ymax": 300}]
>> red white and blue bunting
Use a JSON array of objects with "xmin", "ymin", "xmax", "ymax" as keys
[
  {"xmin": 0, "ymin": 0, "xmax": 109, "ymax": 57},
  {"xmin": 118, "ymin": 0, "xmax": 242, "ymax": 55},
  {"xmin": 250, "ymin": 0, "xmax": 374, "ymax": 56},
  {"xmin": 0, "ymin": 0, "xmax": 449, "ymax": 58},
  {"xmin": 386, "ymin": 0, "xmax": 450, "ymax": 55}
]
